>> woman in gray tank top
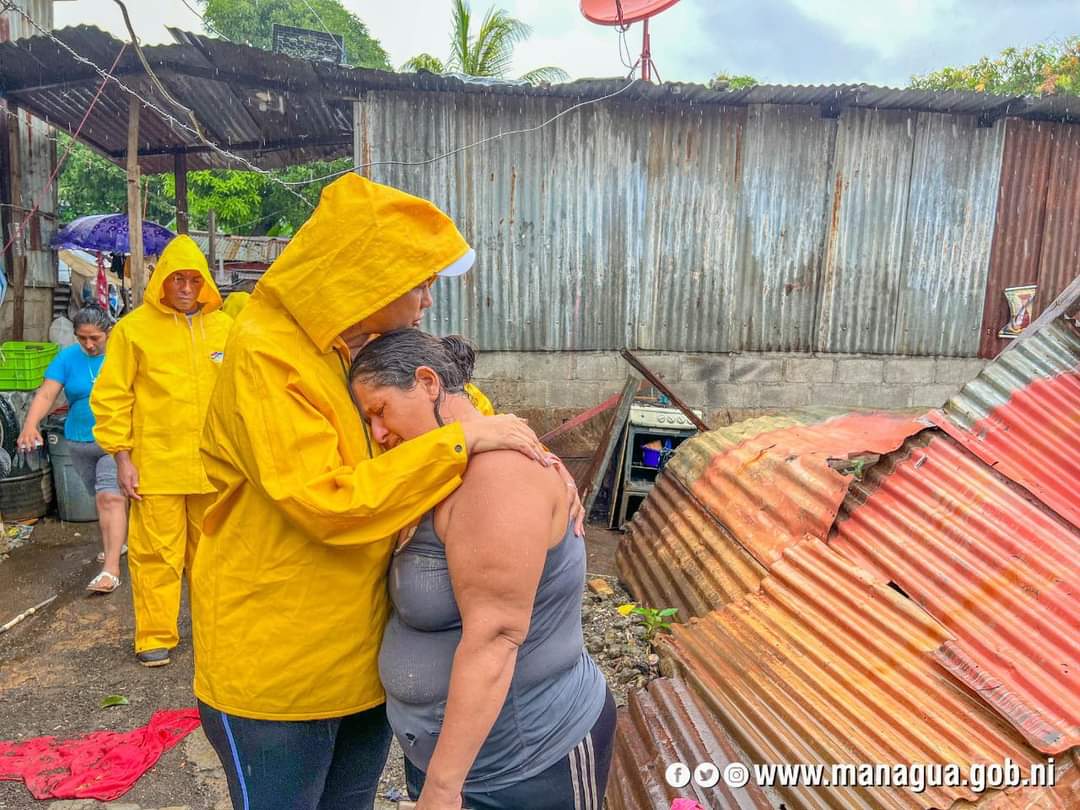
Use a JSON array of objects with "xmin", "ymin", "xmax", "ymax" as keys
[{"xmin": 350, "ymin": 330, "xmax": 615, "ymax": 810}]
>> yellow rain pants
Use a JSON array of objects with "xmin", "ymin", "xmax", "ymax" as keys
[{"xmin": 92, "ymin": 234, "xmax": 231, "ymax": 654}]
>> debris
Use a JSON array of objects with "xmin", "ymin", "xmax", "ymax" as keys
[
  {"xmin": 100, "ymin": 695, "xmax": 130, "ymax": 709},
  {"xmin": 620, "ymin": 349, "xmax": 709, "ymax": 432},
  {"xmin": 538, "ymin": 392, "xmax": 621, "ymax": 444},
  {"xmin": 0, "ymin": 595, "xmax": 57, "ymax": 634},
  {"xmin": 587, "ymin": 578, "xmax": 614, "ymax": 597},
  {"xmin": 581, "ymin": 376, "xmax": 641, "ymax": 516},
  {"xmin": 0, "ymin": 521, "xmax": 37, "ymax": 560}
]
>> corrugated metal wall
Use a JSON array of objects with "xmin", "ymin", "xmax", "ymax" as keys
[{"xmin": 359, "ymin": 90, "xmax": 1076, "ymax": 356}]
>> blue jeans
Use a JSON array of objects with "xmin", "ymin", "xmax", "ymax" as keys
[{"xmin": 198, "ymin": 701, "xmax": 393, "ymax": 810}]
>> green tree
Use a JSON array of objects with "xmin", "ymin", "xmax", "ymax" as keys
[
  {"xmin": 710, "ymin": 72, "xmax": 758, "ymax": 91},
  {"xmin": 403, "ymin": 0, "xmax": 568, "ymax": 84},
  {"xmin": 56, "ymin": 133, "xmax": 174, "ymax": 226},
  {"xmin": 198, "ymin": 0, "xmax": 391, "ymax": 69},
  {"xmin": 910, "ymin": 37, "xmax": 1080, "ymax": 96}
]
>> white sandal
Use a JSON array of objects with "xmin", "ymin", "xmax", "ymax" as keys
[
  {"xmin": 87, "ymin": 571, "xmax": 120, "ymax": 594},
  {"xmin": 96, "ymin": 543, "xmax": 128, "ymax": 564}
]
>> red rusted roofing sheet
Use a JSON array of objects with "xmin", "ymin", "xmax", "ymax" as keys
[
  {"xmin": 979, "ymin": 119, "xmax": 1055, "ymax": 359},
  {"xmin": 609, "ymin": 677, "xmax": 776, "ymax": 810},
  {"xmin": 830, "ymin": 431, "xmax": 1080, "ymax": 754},
  {"xmin": 934, "ymin": 316, "xmax": 1080, "ymax": 529},
  {"xmin": 618, "ymin": 474, "xmax": 768, "ymax": 620},
  {"xmin": 665, "ymin": 411, "xmax": 926, "ymax": 568},
  {"xmin": 966, "ymin": 749, "xmax": 1080, "ymax": 808},
  {"xmin": 657, "ymin": 540, "xmax": 1047, "ymax": 809}
]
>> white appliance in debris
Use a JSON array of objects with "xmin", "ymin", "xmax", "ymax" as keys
[{"xmin": 628, "ymin": 403, "xmax": 703, "ymax": 430}]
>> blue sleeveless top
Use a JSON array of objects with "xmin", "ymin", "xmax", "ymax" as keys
[{"xmin": 378, "ymin": 511, "xmax": 606, "ymax": 792}]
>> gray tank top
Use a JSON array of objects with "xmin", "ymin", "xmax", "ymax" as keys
[{"xmin": 378, "ymin": 511, "xmax": 606, "ymax": 792}]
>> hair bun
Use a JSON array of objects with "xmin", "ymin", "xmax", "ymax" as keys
[{"xmin": 440, "ymin": 335, "xmax": 476, "ymax": 382}]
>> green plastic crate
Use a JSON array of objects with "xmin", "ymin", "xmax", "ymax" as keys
[{"xmin": 0, "ymin": 341, "xmax": 60, "ymax": 390}]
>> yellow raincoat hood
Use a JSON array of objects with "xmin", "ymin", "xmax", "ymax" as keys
[
  {"xmin": 259, "ymin": 172, "xmax": 471, "ymax": 352},
  {"xmin": 192, "ymin": 174, "xmax": 485, "ymax": 720},
  {"xmin": 145, "ymin": 234, "xmax": 223, "ymax": 314},
  {"xmin": 91, "ymin": 234, "xmax": 232, "ymax": 494}
]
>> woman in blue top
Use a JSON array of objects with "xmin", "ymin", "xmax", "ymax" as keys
[{"xmin": 17, "ymin": 305, "xmax": 128, "ymax": 593}]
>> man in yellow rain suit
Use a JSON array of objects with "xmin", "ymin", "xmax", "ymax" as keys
[
  {"xmin": 92, "ymin": 234, "xmax": 232, "ymax": 668},
  {"xmin": 192, "ymin": 174, "xmax": 547, "ymax": 810}
]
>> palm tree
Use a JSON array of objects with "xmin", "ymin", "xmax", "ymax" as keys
[{"xmin": 401, "ymin": 0, "xmax": 568, "ymax": 84}]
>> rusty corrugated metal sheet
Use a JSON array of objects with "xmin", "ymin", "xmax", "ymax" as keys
[
  {"xmin": 636, "ymin": 104, "xmax": 745, "ymax": 352},
  {"xmin": 979, "ymin": 120, "xmax": 1056, "ymax": 358},
  {"xmin": 965, "ymin": 749, "xmax": 1080, "ymax": 808},
  {"xmin": 1037, "ymin": 124, "xmax": 1080, "ymax": 315},
  {"xmin": 608, "ymin": 677, "xmax": 777, "ymax": 810},
  {"xmin": 734, "ymin": 105, "xmax": 834, "ymax": 352},
  {"xmin": 189, "ymin": 232, "xmax": 290, "ymax": 265},
  {"xmin": 895, "ymin": 113, "xmax": 1005, "ymax": 356},
  {"xmin": 817, "ymin": 108, "xmax": 916, "ymax": 353},
  {"xmin": 830, "ymin": 431, "xmax": 1080, "ymax": 755},
  {"xmin": 657, "ymin": 540, "xmax": 1048, "ymax": 810},
  {"xmin": 618, "ymin": 474, "xmax": 767, "ymax": 620},
  {"xmin": 936, "ymin": 315, "xmax": 1080, "ymax": 528},
  {"xmin": 660, "ymin": 411, "xmax": 926, "ymax": 567}
]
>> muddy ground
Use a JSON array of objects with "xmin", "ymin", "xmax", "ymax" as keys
[{"xmin": 0, "ymin": 518, "xmax": 628, "ymax": 810}]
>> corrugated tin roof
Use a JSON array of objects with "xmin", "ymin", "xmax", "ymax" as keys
[
  {"xmin": 2, "ymin": 27, "xmax": 1079, "ymax": 175},
  {"xmin": 934, "ymin": 314, "xmax": 1080, "ymax": 528},
  {"xmin": 188, "ymin": 231, "xmax": 289, "ymax": 265},
  {"xmin": 657, "ymin": 539, "xmax": 1047, "ymax": 809},
  {"xmin": 831, "ymin": 431, "xmax": 1080, "ymax": 754},
  {"xmin": 658, "ymin": 410, "xmax": 926, "ymax": 568}
]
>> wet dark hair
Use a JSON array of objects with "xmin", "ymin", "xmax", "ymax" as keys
[
  {"xmin": 72, "ymin": 305, "xmax": 111, "ymax": 333},
  {"xmin": 349, "ymin": 330, "xmax": 475, "ymax": 395}
]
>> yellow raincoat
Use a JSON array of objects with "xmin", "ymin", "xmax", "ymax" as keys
[
  {"xmin": 220, "ymin": 290, "xmax": 251, "ymax": 319},
  {"xmin": 193, "ymin": 174, "xmax": 485, "ymax": 720},
  {"xmin": 92, "ymin": 234, "xmax": 232, "ymax": 652}
]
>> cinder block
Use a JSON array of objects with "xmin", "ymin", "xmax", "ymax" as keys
[
  {"xmin": 706, "ymin": 382, "xmax": 762, "ymax": 409},
  {"xmin": 572, "ymin": 352, "xmax": 621, "ymax": 381},
  {"xmin": 634, "ymin": 352, "xmax": 681, "ymax": 381},
  {"xmin": 668, "ymin": 381, "xmax": 707, "ymax": 409},
  {"xmin": 472, "ymin": 379, "xmax": 525, "ymax": 411},
  {"xmin": 783, "ymin": 357, "xmax": 835, "ymax": 383},
  {"xmin": 860, "ymin": 385, "xmax": 914, "ymax": 410},
  {"xmin": 731, "ymin": 356, "xmax": 783, "ymax": 383},
  {"xmin": 474, "ymin": 352, "xmax": 524, "ymax": 381},
  {"xmin": 834, "ymin": 358, "xmax": 885, "ymax": 384},
  {"xmin": 884, "ymin": 358, "xmax": 937, "ymax": 384},
  {"xmin": 934, "ymin": 358, "xmax": 988, "ymax": 384},
  {"xmin": 520, "ymin": 380, "xmax": 552, "ymax": 409},
  {"xmin": 520, "ymin": 352, "xmax": 574, "ymax": 382},
  {"xmin": 911, "ymin": 383, "xmax": 963, "ymax": 408},
  {"xmin": 810, "ymin": 384, "xmax": 869, "ymax": 409},
  {"xmin": 547, "ymin": 380, "xmax": 609, "ymax": 410},
  {"xmin": 757, "ymin": 383, "xmax": 813, "ymax": 409},
  {"xmin": 680, "ymin": 354, "xmax": 732, "ymax": 383}
]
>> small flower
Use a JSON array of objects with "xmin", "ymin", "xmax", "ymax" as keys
[{"xmin": 616, "ymin": 603, "xmax": 636, "ymax": 616}]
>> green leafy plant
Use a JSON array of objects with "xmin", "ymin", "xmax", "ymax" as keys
[
  {"xmin": 631, "ymin": 605, "xmax": 678, "ymax": 639},
  {"xmin": 100, "ymin": 694, "xmax": 129, "ymax": 709}
]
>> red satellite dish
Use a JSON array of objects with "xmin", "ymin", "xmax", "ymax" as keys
[
  {"xmin": 580, "ymin": 0, "xmax": 681, "ymax": 81},
  {"xmin": 580, "ymin": 0, "xmax": 681, "ymax": 26}
]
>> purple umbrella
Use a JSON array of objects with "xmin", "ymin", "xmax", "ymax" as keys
[{"xmin": 51, "ymin": 214, "xmax": 176, "ymax": 256}]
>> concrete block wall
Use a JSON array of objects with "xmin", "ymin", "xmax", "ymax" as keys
[
  {"xmin": 473, "ymin": 351, "xmax": 989, "ymax": 415},
  {"xmin": 0, "ymin": 289, "xmax": 54, "ymax": 342}
]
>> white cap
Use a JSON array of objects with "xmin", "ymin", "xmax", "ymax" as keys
[{"xmin": 437, "ymin": 248, "xmax": 475, "ymax": 278}]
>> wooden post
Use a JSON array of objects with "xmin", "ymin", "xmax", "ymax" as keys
[
  {"xmin": 0, "ymin": 103, "xmax": 12, "ymax": 340},
  {"xmin": 127, "ymin": 98, "xmax": 145, "ymax": 306},
  {"xmin": 174, "ymin": 151, "xmax": 188, "ymax": 234},
  {"xmin": 207, "ymin": 208, "xmax": 217, "ymax": 281},
  {"xmin": 6, "ymin": 104, "xmax": 25, "ymax": 340}
]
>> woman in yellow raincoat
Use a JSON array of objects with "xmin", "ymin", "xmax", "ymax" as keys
[
  {"xmin": 91, "ymin": 234, "xmax": 232, "ymax": 668},
  {"xmin": 192, "ymin": 174, "xmax": 554, "ymax": 810}
]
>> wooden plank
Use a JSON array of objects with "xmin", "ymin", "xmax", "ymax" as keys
[
  {"xmin": 538, "ymin": 392, "xmax": 621, "ymax": 444},
  {"xmin": 174, "ymin": 150, "xmax": 189, "ymax": 234},
  {"xmin": 620, "ymin": 348, "xmax": 709, "ymax": 432},
  {"xmin": 127, "ymin": 98, "xmax": 145, "ymax": 305},
  {"xmin": 581, "ymin": 376, "xmax": 640, "ymax": 518}
]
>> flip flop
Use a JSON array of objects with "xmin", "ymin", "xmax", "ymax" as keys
[
  {"xmin": 87, "ymin": 571, "xmax": 120, "ymax": 594},
  {"xmin": 96, "ymin": 543, "xmax": 128, "ymax": 564}
]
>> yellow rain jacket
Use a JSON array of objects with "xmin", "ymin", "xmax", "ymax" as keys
[
  {"xmin": 193, "ymin": 174, "xmax": 485, "ymax": 720},
  {"xmin": 220, "ymin": 290, "xmax": 251, "ymax": 319},
  {"xmin": 92, "ymin": 235, "xmax": 232, "ymax": 494}
]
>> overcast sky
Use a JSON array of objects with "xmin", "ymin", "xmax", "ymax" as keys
[{"xmin": 52, "ymin": 1, "xmax": 1077, "ymax": 87}]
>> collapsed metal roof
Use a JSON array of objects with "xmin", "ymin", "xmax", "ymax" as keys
[
  {"xmin": 2, "ymin": 26, "xmax": 1080, "ymax": 175},
  {"xmin": 614, "ymin": 283, "xmax": 1080, "ymax": 807}
]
